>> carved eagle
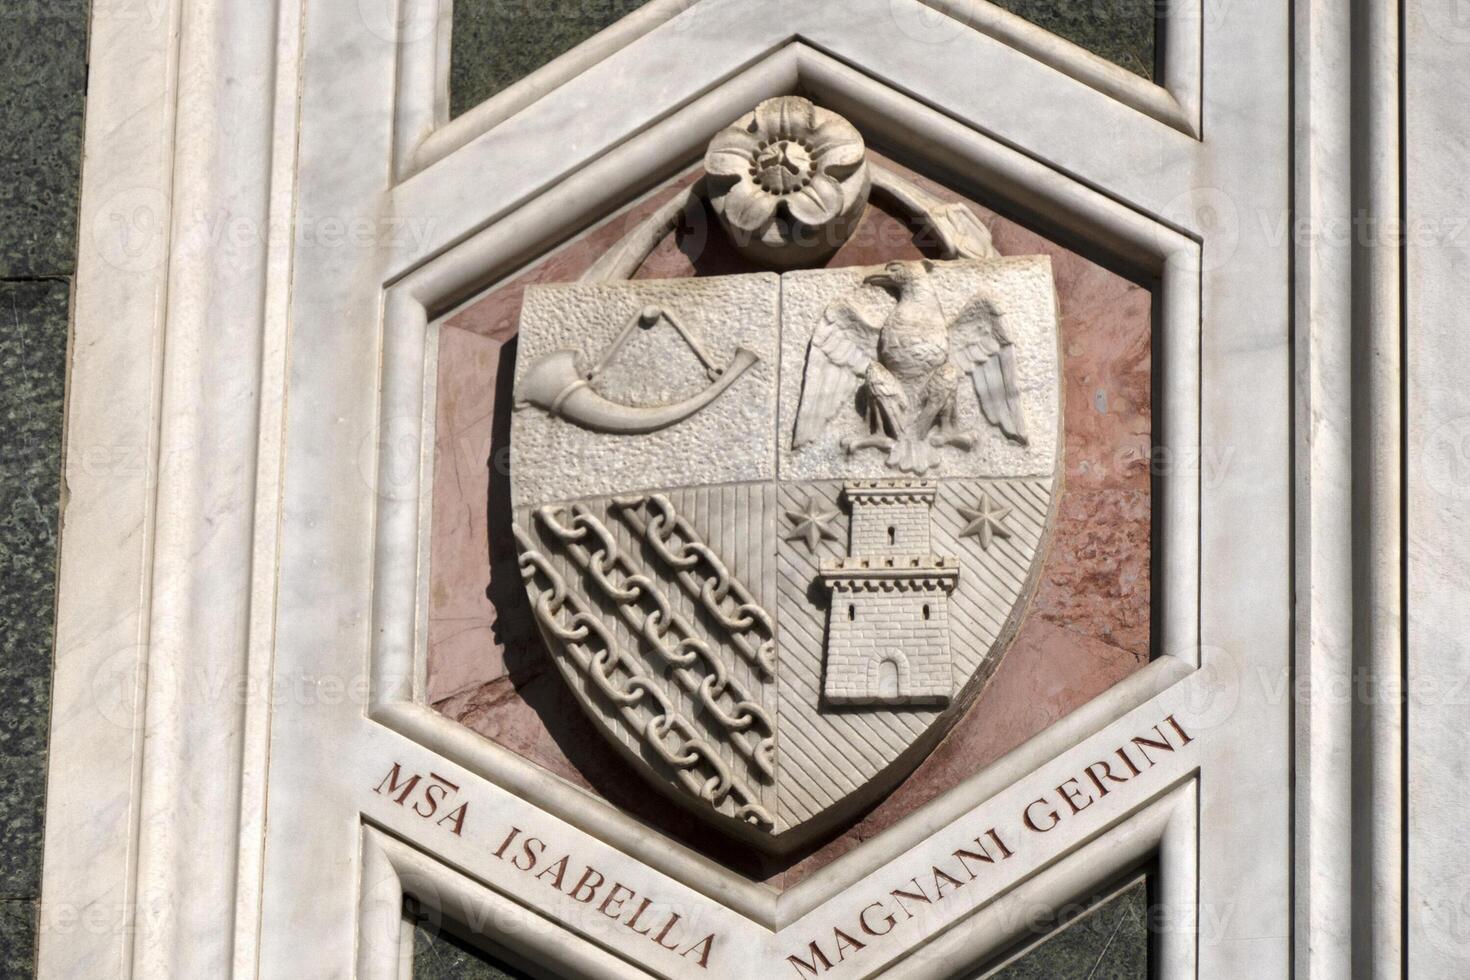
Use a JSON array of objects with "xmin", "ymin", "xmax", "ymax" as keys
[{"xmin": 792, "ymin": 259, "xmax": 1028, "ymax": 474}]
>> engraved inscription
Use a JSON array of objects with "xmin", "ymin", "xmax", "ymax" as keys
[
  {"xmin": 785, "ymin": 828, "xmax": 1016, "ymax": 978},
  {"xmin": 491, "ymin": 825, "xmax": 720, "ymax": 969},
  {"xmin": 781, "ymin": 714, "xmax": 1195, "ymax": 976},
  {"xmin": 371, "ymin": 763, "xmax": 469, "ymax": 837}
]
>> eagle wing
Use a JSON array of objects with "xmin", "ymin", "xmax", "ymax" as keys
[
  {"xmin": 792, "ymin": 295, "xmax": 881, "ymax": 448},
  {"xmin": 949, "ymin": 293, "xmax": 1028, "ymax": 445}
]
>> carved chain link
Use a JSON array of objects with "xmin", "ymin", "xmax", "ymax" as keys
[
  {"xmin": 534, "ymin": 505, "xmax": 778, "ymax": 784},
  {"xmin": 611, "ymin": 494, "xmax": 777, "ymax": 679},
  {"xmin": 513, "ymin": 524, "xmax": 775, "ymax": 829}
]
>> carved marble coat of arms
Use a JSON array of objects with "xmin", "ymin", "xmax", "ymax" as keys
[{"xmin": 509, "ymin": 98, "xmax": 1061, "ymax": 853}]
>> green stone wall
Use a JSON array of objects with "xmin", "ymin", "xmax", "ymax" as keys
[
  {"xmin": 450, "ymin": 0, "xmax": 651, "ymax": 117},
  {"xmin": 993, "ymin": 0, "xmax": 1156, "ymax": 78},
  {"xmin": 986, "ymin": 877, "xmax": 1151, "ymax": 978},
  {"xmin": 412, "ymin": 918, "xmax": 535, "ymax": 980},
  {"xmin": 0, "ymin": 2, "xmax": 87, "ymax": 977}
]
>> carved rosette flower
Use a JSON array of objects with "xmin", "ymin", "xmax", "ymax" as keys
[{"xmin": 704, "ymin": 96, "xmax": 871, "ymax": 267}]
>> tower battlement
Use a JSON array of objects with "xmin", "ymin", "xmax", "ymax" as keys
[
  {"xmin": 819, "ymin": 481, "xmax": 957, "ymax": 705},
  {"xmin": 843, "ymin": 479, "xmax": 937, "ymax": 556}
]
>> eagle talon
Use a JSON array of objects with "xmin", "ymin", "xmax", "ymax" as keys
[
  {"xmin": 887, "ymin": 437, "xmax": 937, "ymax": 474},
  {"xmin": 842, "ymin": 434, "xmax": 895, "ymax": 455},
  {"xmin": 928, "ymin": 431, "xmax": 976, "ymax": 451}
]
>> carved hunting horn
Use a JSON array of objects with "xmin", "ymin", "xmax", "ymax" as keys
[{"xmin": 515, "ymin": 305, "xmax": 759, "ymax": 434}]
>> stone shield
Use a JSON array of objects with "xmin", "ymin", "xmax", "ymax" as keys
[{"xmin": 509, "ymin": 258, "xmax": 1060, "ymax": 853}]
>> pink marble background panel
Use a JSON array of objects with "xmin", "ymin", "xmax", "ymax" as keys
[{"xmin": 425, "ymin": 153, "xmax": 1152, "ymax": 885}]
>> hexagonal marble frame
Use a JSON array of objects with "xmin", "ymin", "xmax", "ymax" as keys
[{"xmin": 363, "ymin": 37, "xmax": 1212, "ymax": 974}]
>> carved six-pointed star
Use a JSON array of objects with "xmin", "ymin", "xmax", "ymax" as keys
[
  {"xmin": 783, "ymin": 495, "xmax": 843, "ymax": 552},
  {"xmin": 957, "ymin": 492, "xmax": 1014, "ymax": 550}
]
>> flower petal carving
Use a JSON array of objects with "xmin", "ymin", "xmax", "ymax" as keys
[
  {"xmin": 704, "ymin": 96, "xmax": 871, "ymax": 267},
  {"xmin": 807, "ymin": 120, "xmax": 865, "ymax": 170},
  {"xmin": 721, "ymin": 179, "xmax": 779, "ymax": 234},
  {"xmin": 784, "ymin": 172, "xmax": 844, "ymax": 227},
  {"xmin": 755, "ymin": 96, "xmax": 815, "ymax": 141},
  {"xmin": 705, "ymin": 127, "xmax": 761, "ymax": 177}
]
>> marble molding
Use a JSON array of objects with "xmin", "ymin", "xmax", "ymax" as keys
[{"xmin": 426, "ymin": 153, "xmax": 1151, "ymax": 882}]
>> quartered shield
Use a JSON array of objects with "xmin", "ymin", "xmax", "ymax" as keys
[{"xmin": 509, "ymin": 257, "xmax": 1061, "ymax": 852}]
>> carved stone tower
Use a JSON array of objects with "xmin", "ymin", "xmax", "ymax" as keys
[{"xmin": 819, "ymin": 481, "xmax": 959, "ymax": 705}]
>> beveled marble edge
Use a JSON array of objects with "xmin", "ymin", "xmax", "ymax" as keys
[
  {"xmin": 37, "ymin": 2, "xmax": 181, "ymax": 976},
  {"xmin": 397, "ymin": 0, "xmax": 1200, "ymax": 189},
  {"xmin": 918, "ymin": 0, "xmax": 1199, "ymax": 137},
  {"xmin": 361, "ymin": 826, "xmax": 654, "ymax": 979},
  {"xmin": 884, "ymin": 781, "xmax": 1196, "ymax": 978},
  {"xmin": 386, "ymin": 8, "xmax": 1211, "ymax": 281},
  {"xmin": 405, "ymin": 0, "xmax": 695, "ymax": 179},
  {"xmin": 1291, "ymin": 3, "xmax": 1357, "ymax": 975},
  {"xmin": 356, "ymin": 665, "xmax": 1208, "ymax": 976},
  {"xmin": 39, "ymin": 0, "xmax": 305, "ymax": 975}
]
